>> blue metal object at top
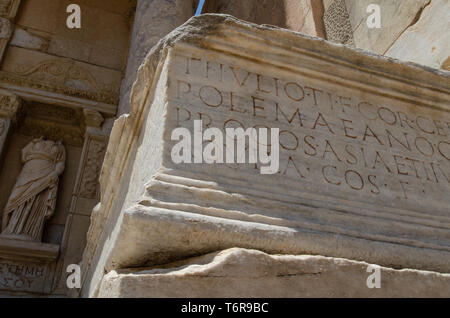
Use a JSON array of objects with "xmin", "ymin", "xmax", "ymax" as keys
[{"xmin": 195, "ymin": 0, "xmax": 205, "ymax": 16}]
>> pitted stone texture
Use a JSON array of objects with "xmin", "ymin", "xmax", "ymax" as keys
[
  {"xmin": 98, "ymin": 248, "xmax": 450, "ymax": 298},
  {"xmin": 323, "ymin": 0, "xmax": 354, "ymax": 45}
]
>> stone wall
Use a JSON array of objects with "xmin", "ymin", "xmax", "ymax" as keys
[
  {"xmin": 0, "ymin": 0, "xmax": 134, "ymax": 297},
  {"xmin": 0, "ymin": 0, "xmax": 448, "ymax": 298},
  {"xmin": 13, "ymin": 0, "xmax": 133, "ymax": 71}
]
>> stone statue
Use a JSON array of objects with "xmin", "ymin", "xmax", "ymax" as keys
[{"xmin": 1, "ymin": 137, "xmax": 65, "ymax": 242}]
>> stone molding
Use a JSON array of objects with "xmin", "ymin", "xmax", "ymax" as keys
[
  {"xmin": 0, "ymin": 237, "xmax": 59, "ymax": 262},
  {"xmin": 0, "ymin": 67, "xmax": 119, "ymax": 111}
]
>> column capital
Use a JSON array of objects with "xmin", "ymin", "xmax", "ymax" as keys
[
  {"xmin": 83, "ymin": 108, "xmax": 104, "ymax": 129},
  {"xmin": 0, "ymin": 89, "xmax": 21, "ymax": 121},
  {"xmin": 0, "ymin": 17, "xmax": 12, "ymax": 39}
]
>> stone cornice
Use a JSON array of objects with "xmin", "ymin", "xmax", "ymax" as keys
[
  {"xmin": 0, "ymin": 75, "xmax": 118, "ymax": 116},
  {"xmin": 0, "ymin": 69, "xmax": 119, "ymax": 105},
  {"xmin": 0, "ymin": 237, "xmax": 59, "ymax": 262}
]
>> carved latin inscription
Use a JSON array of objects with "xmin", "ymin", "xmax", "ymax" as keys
[{"xmin": 168, "ymin": 53, "xmax": 450, "ymax": 213}]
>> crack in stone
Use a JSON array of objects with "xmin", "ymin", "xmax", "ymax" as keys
[
  {"xmin": 151, "ymin": 272, "xmax": 325, "ymax": 278},
  {"xmin": 383, "ymin": 0, "xmax": 432, "ymax": 55},
  {"xmin": 276, "ymin": 272, "xmax": 323, "ymax": 277}
]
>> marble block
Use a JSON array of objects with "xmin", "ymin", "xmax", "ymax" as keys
[{"xmin": 81, "ymin": 14, "xmax": 450, "ymax": 296}]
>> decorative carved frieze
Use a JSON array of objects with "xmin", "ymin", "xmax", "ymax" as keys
[
  {"xmin": 0, "ymin": 56, "xmax": 120, "ymax": 106},
  {"xmin": 14, "ymin": 58, "xmax": 118, "ymax": 95},
  {"xmin": 66, "ymin": 109, "xmax": 107, "ymax": 207},
  {"xmin": 78, "ymin": 136, "xmax": 106, "ymax": 199},
  {"xmin": 76, "ymin": 110, "xmax": 106, "ymax": 199}
]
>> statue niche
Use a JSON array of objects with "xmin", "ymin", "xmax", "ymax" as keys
[{"xmin": 1, "ymin": 137, "xmax": 65, "ymax": 242}]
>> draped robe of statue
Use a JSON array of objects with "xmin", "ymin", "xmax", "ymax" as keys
[{"xmin": 1, "ymin": 137, "xmax": 65, "ymax": 242}]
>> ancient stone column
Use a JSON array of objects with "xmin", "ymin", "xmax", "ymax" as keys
[
  {"xmin": 204, "ymin": 0, "xmax": 325, "ymax": 37},
  {"xmin": 204, "ymin": 0, "xmax": 288, "ymax": 27},
  {"xmin": 0, "ymin": 89, "xmax": 20, "ymax": 161},
  {"xmin": 118, "ymin": 0, "xmax": 195, "ymax": 115}
]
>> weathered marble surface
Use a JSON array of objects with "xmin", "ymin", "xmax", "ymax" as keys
[
  {"xmin": 98, "ymin": 248, "xmax": 450, "ymax": 298},
  {"xmin": 323, "ymin": 0, "xmax": 448, "ymax": 71},
  {"xmin": 349, "ymin": 0, "xmax": 430, "ymax": 53},
  {"xmin": 385, "ymin": 0, "xmax": 450, "ymax": 70},
  {"xmin": 80, "ymin": 14, "xmax": 450, "ymax": 297}
]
